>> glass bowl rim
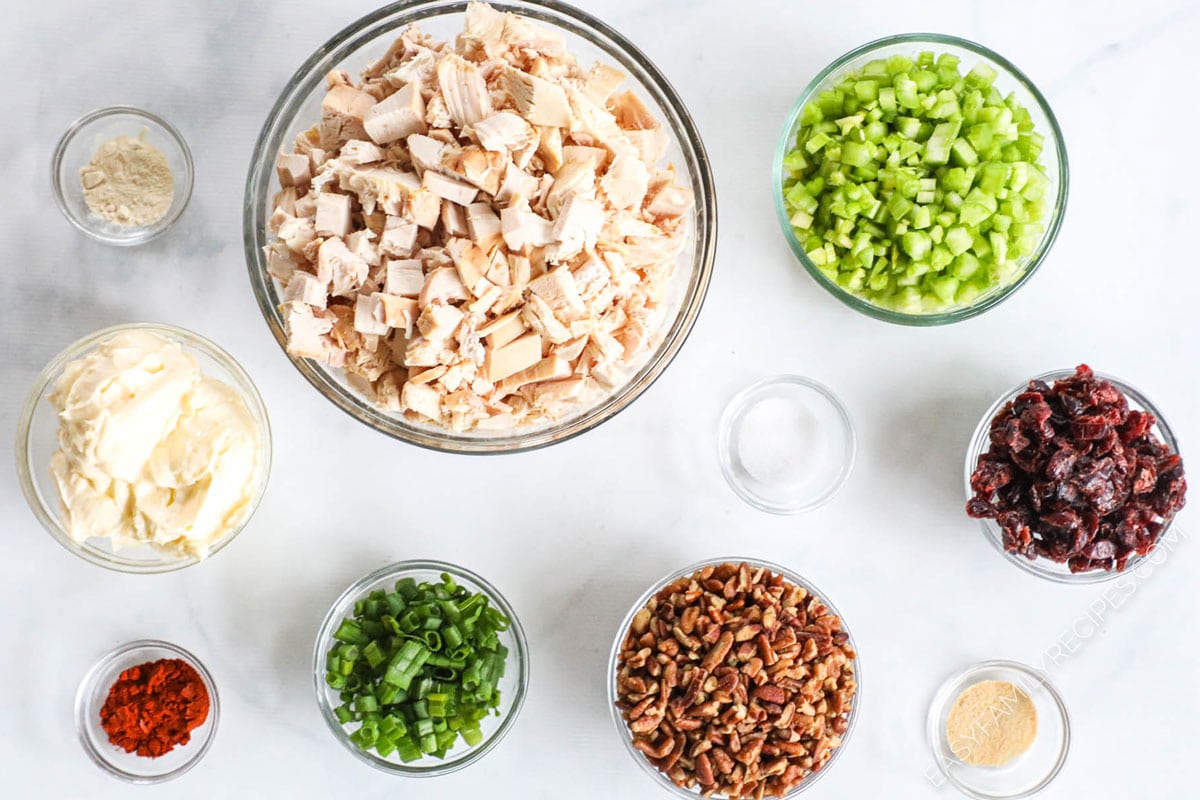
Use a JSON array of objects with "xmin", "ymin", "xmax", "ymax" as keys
[
  {"xmin": 242, "ymin": 0, "xmax": 717, "ymax": 454},
  {"xmin": 926, "ymin": 658, "xmax": 1070, "ymax": 799},
  {"xmin": 606, "ymin": 556, "xmax": 863, "ymax": 799},
  {"xmin": 311, "ymin": 558, "xmax": 531, "ymax": 776},
  {"xmin": 74, "ymin": 638, "xmax": 221, "ymax": 784},
  {"xmin": 772, "ymin": 32, "xmax": 1070, "ymax": 326},
  {"xmin": 14, "ymin": 321, "xmax": 273, "ymax": 574},
  {"xmin": 963, "ymin": 368, "xmax": 1181, "ymax": 584},
  {"xmin": 51, "ymin": 105, "xmax": 195, "ymax": 246},
  {"xmin": 717, "ymin": 375, "xmax": 857, "ymax": 514}
]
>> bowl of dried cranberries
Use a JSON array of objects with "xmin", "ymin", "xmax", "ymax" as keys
[{"xmin": 964, "ymin": 365, "xmax": 1187, "ymax": 582}]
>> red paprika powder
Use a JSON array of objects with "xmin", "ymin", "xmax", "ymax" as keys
[{"xmin": 99, "ymin": 658, "xmax": 210, "ymax": 757}]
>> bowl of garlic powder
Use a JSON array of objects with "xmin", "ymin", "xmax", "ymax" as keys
[{"xmin": 52, "ymin": 106, "xmax": 194, "ymax": 246}]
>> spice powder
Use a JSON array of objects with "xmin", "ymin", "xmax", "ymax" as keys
[
  {"xmin": 945, "ymin": 679, "xmax": 1038, "ymax": 767},
  {"xmin": 79, "ymin": 132, "xmax": 173, "ymax": 227}
]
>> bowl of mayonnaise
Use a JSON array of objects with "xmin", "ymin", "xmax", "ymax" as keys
[{"xmin": 16, "ymin": 323, "xmax": 272, "ymax": 572}]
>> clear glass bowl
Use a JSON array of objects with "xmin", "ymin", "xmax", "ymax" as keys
[
  {"xmin": 15, "ymin": 322, "xmax": 273, "ymax": 573},
  {"xmin": 75, "ymin": 639, "xmax": 220, "ymax": 784},
  {"xmin": 607, "ymin": 557, "xmax": 862, "ymax": 798},
  {"xmin": 927, "ymin": 660, "xmax": 1069, "ymax": 799},
  {"xmin": 312, "ymin": 559, "xmax": 530, "ymax": 776},
  {"xmin": 52, "ymin": 106, "xmax": 194, "ymax": 246},
  {"xmin": 774, "ymin": 33, "xmax": 1068, "ymax": 325},
  {"xmin": 718, "ymin": 376, "xmax": 856, "ymax": 514},
  {"xmin": 964, "ymin": 369, "xmax": 1182, "ymax": 584},
  {"xmin": 243, "ymin": 0, "xmax": 716, "ymax": 453}
]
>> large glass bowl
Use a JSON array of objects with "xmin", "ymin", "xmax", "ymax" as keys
[
  {"xmin": 312, "ymin": 559, "xmax": 529, "ymax": 776},
  {"xmin": 15, "ymin": 323, "xmax": 272, "ymax": 573},
  {"xmin": 964, "ymin": 369, "xmax": 1183, "ymax": 584},
  {"xmin": 244, "ymin": 0, "xmax": 716, "ymax": 453},
  {"xmin": 774, "ymin": 33, "xmax": 1068, "ymax": 325},
  {"xmin": 607, "ymin": 557, "xmax": 862, "ymax": 798}
]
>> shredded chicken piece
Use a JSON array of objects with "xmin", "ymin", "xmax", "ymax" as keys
[{"xmin": 271, "ymin": 1, "xmax": 693, "ymax": 431}]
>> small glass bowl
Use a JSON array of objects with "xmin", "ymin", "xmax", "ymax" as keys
[
  {"xmin": 608, "ymin": 557, "xmax": 862, "ymax": 798},
  {"xmin": 927, "ymin": 660, "xmax": 1069, "ymax": 799},
  {"xmin": 75, "ymin": 639, "xmax": 220, "ymax": 784},
  {"xmin": 52, "ymin": 106, "xmax": 194, "ymax": 245},
  {"xmin": 964, "ymin": 369, "xmax": 1181, "ymax": 583},
  {"xmin": 718, "ymin": 376, "xmax": 856, "ymax": 514},
  {"xmin": 774, "ymin": 33, "xmax": 1068, "ymax": 325},
  {"xmin": 15, "ymin": 322, "xmax": 272, "ymax": 573},
  {"xmin": 313, "ymin": 559, "xmax": 529, "ymax": 776}
]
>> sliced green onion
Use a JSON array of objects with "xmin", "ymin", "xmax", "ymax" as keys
[{"xmin": 325, "ymin": 572, "xmax": 510, "ymax": 762}]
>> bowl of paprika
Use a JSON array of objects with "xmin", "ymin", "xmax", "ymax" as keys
[{"xmin": 75, "ymin": 639, "xmax": 219, "ymax": 783}]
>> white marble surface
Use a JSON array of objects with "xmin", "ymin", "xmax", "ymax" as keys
[{"xmin": 2, "ymin": 0, "xmax": 1198, "ymax": 797}]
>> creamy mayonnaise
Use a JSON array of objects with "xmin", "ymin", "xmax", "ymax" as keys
[{"xmin": 49, "ymin": 330, "xmax": 261, "ymax": 558}]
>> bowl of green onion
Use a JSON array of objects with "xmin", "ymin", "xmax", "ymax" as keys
[
  {"xmin": 313, "ymin": 560, "xmax": 529, "ymax": 776},
  {"xmin": 775, "ymin": 33, "xmax": 1067, "ymax": 324}
]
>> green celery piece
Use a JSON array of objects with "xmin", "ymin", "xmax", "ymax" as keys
[
  {"xmin": 910, "ymin": 205, "xmax": 932, "ymax": 229},
  {"xmin": 930, "ymin": 275, "xmax": 959, "ymax": 303},
  {"xmin": 944, "ymin": 225, "xmax": 974, "ymax": 256},
  {"xmin": 965, "ymin": 62, "xmax": 998, "ymax": 89},
  {"xmin": 894, "ymin": 77, "xmax": 920, "ymax": 109},
  {"xmin": 782, "ymin": 150, "xmax": 807, "ymax": 174},
  {"xmin": 901, "ymin": 230, "xmax": 932, "ymax": 260},
  {"xmin": 854, "ymin": 80, "xmax": 879, "ymax": 102},
  {"xmin": 913, "ymin": 69, "xmax": 938, "ymax": 92},
  {"xmin": 805, "ymin": 131, "xmax": 832, "ymax": 154},
  {"xmin": 841, "ymin": 141, "xmax": 873, "ymax": 168},
  {"xmin": 878, "ymin": 86, "xmax": 897, "ymax": 111},
  {"xmin": 924, "ymin": 121, "xmax": 961, "ymax": 165},
  {"xmin": 952, "ymin": 252, "xmax": 981, "ymax": 280},
  {"xmin": 950, "ymin": 139, "xmax": 978, "ymax": 166}
]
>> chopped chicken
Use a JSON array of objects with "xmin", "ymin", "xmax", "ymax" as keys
[
  {"xmin": 270, "ymin": 1, "xmax": 693, "ymax": 431},
  {"xmin": 385, "ymin": 258, "xmax": 424, "ymax": 296},
  {"xmin": 380, "ymin": 294, "xmax": 419, "ymax": 335},
  {"xmin": 436, "ymin": 54, "xmax": 492, "ymax": 128},
  {"xmin": 276, "ymin": 153, "xmax": 312, "ymax": 188},
  {"xmin": 472, "ymin": 111, "xmax": 534, "ymax": 153},
  {"xmin": 354, "ymin": 293, "xmax": 391, "ymax": 336},
  {"xmin": 401, "ymin": 380, "xmax": 442, "ymax": 421},
  {"xmin": 379, "ymin": 216, "xmax": 419, "ymax": 257},
  {"xmin": 283, "ymin": 271, "xmax": 328, "ymax": 308},
  {"xmin": 363, "ymin": 82, "xmax": 427, "ymax": 144},
  {"xmin": 320, "ymin": 84, "xmax": 377, "ymax": 148},
  {"xmin": 317, "ymin": 237, "xmax": 368, "ymax": 297},
  {"xmin": 484, "ymin": 331, "xmax": 542, "ymax": 382},
  {"xmin": 419, "ymin": 267, "xmax": 469, "ymax": 306},
  {"xmin": 504, "ymin": 70, "xmax": 572, "ymax": 127},
  {"xmin": 422, "ymin": 170, "xmax": 479, "ymax": 205},
  {"xmin": 315, "ymin": 193, "xmax": 353, "ymax": 237},
  {"xmin": 340, "ymin": 139, "xmax": 387, "ymax": 164}
]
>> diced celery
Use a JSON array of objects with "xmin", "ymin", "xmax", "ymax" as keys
[
  {"xmin": 944, "ymin": 225, "xmax": 974, "ymax": 256},
  {"xmin": 950, "ymin": 139, "xmax": 978, "ymax": 166},
  {"xmin": 965, "ymin": 62, "xmax": 998, "ymax": 89},
  {"xmin": 841, "ymin": 141, "xmax": 873, "ymax": 167},
  {"xmin": 805, "ymin": 131, "xmax": 832, "ymax": 154},
  {"xmin": 784, "ymin": 48, "xmax": 1052, "ymax": 313},
  {"xmin": 878, "ymin": 86, "xmax": 897, "ymax": 112},
  {"xmin": 901, "ymin": 230, "xmax": 932, "ymax": 259}
]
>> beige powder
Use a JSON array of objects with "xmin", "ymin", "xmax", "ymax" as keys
[
  {"xmin": 946, "ymin": 680, "xmax": 1038, "ymax": 767},
  {"xmin": 79, "ymin": 132, "xmax": 173, "ymax": 226}
]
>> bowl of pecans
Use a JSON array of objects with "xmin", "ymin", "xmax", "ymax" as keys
[{"xmin": 608, "ymin": 559, "xmax": 860, "ymax": 799}]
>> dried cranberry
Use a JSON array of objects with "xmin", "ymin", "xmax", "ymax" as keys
[{"xmin": 967, "ymin": 365, "xmax": 1187, "ymax": 573}]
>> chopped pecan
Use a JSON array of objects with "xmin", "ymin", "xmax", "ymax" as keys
[{"xmin": 615, "ymin": 563, "xmax": 857, "ymax": 799}]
